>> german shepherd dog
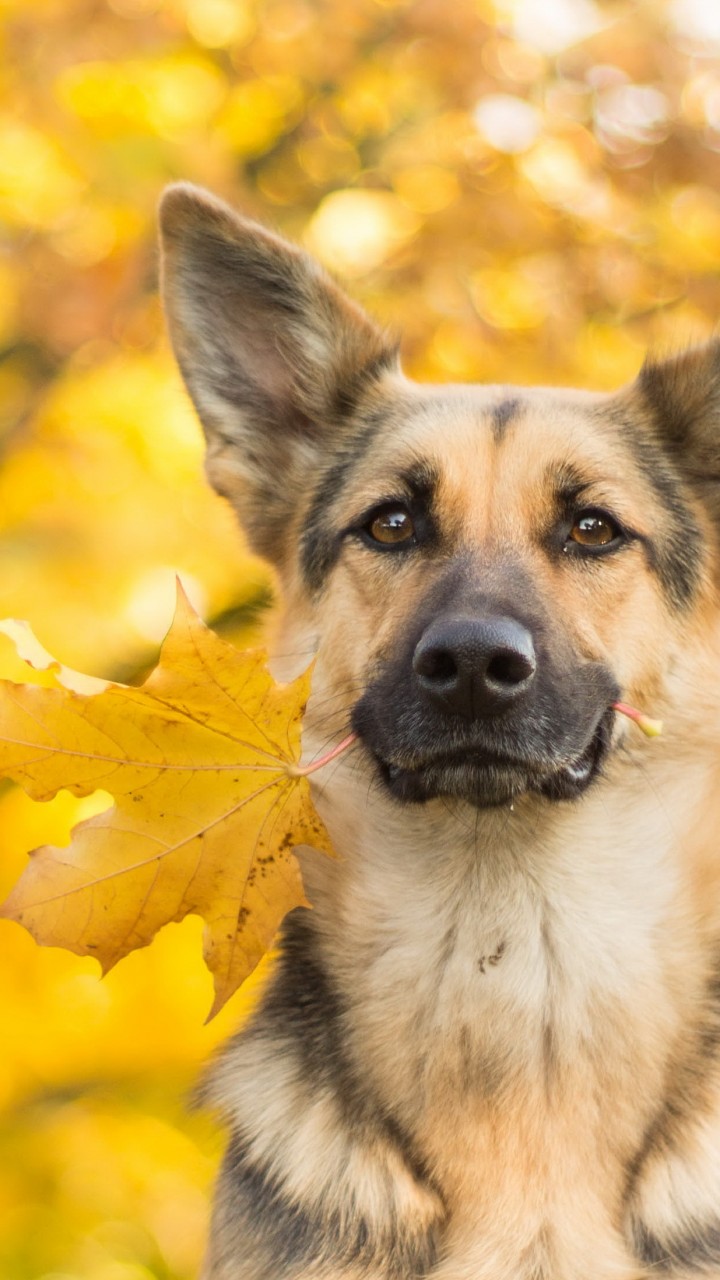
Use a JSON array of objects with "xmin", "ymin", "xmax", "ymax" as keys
[{"xmin": 160, "ymin": 184, "xmax": 720, "ymax": 1280}]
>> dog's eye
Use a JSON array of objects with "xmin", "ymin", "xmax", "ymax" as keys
[
  {"xmin": 567, "ymin": 510, "xmax": 621, "ymax": 550},
  {"xmin": 366, "ymin": 506, "xmax": 416, "ymax": 546}
]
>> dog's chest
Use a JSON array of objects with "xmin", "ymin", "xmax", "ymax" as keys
[{"xmin": 330, "ymin": 814, "xmax": 681, "ymax": 1224}]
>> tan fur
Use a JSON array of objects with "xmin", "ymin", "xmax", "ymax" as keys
[{"xmin": 160, "ymin": 185, "xmax": 720, "ymax": 1279}]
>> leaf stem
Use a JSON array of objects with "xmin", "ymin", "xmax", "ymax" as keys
[
  {"xmin": 612, "ymin": 701, "xmax": 663, "ymax": 738},
  {"xmin": 287, "ymin": 732, "xmax": 359, "ymax": 777}
]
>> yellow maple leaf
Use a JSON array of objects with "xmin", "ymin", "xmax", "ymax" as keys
[{"xmin": 0, "ymin": 586, "xmax": 334, "ymax": 1017}]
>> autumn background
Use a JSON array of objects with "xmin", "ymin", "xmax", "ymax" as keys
[{"xmin": 1, "ymin": 0, "xmax": 720, "ymax": 1275}]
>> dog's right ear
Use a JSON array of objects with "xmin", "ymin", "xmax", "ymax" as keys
[{"xmin": 159, "ymin": 184, "xmax": 398, "ymax": 564}]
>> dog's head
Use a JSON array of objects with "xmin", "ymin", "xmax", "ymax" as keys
[{"xmin": 160, "ymin": 184, "xmax": 720, "ymax": 811}]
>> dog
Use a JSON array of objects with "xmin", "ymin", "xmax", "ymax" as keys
[{"xmin": 160, "ymin": 183, "xmax": 720, "ymax": 1280}]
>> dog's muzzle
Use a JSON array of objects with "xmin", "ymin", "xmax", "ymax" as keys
[{"xmin": 352, "ymin": 612, "xmax": 618, "ymax": 809}]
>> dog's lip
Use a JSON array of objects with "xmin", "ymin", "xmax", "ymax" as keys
[
  {"xmin": 367, "ymin": 734, "xmax": 595, "ymax": 780},
  {"xmin": 540, "ymin": 713, "xmax": 611, "ymax": 796},
  {"xmin": 379, "ymin": 745, "xmax": 542, "ymax": 776},
  {"xmin": 360, "ymin": 706, "xmax": 615, "ymax": 805}
]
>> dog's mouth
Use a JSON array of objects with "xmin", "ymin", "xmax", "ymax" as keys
[{"xmin": 365, "ymin": 709, "xmax": 614, "ymax": 809}]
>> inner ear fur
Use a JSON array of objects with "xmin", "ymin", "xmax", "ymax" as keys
[
  {"xmin": 633, "ymin": 340, "xmax": 720, "ymax": 502},
  {"xmin": 159, "ymin": 183, "xmax": 397, "ymax": 562}
]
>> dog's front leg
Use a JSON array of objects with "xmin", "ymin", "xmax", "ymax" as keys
[
  {"xmin": 199, "ymin": 906, "xmax": 444, "ymax": 1280},
  {"xmin": 201, "ymin": 1117, "xmax": 444, "ymax": 1280},
  {"xmin": 626, "ymin": 1086, "xmax": 720, "ymax": 1278}
]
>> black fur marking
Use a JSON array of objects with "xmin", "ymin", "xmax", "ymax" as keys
[
  {"xmin": 397, "ymin": 459, "xmax": 440, "ymax": 520},
  {"xmin": 261, "ymin": 911, "xmax": 436, "ymax": 1189},
  {"xmin": 218, "ymin": 1134, "xmax": 438, "ymax": 1279},
  {"xmin": 300, "ymin": 413, "xmax": 388, "ymax": 589},
  {"xmin": 602, "ymin": 404, "xmax": 703, "ymax": 608},
  {"xmin": 626, "ymin": 956, "xmax": 720, "ymax": 1257},
  {"xmin": 332, "ymin": 344, "xmax": 400, "ymax": 420},
  {"xmin": 302, "ymin": 442, "xmax": 441, "ymax": 590},
  {"xmin": 491, "ymin": 397, "xmax": 521, "ymax": 442},
  {"xmin": 213, "ymin": 909, "xmax": 440, "ymax": 1278},
  {"xmin": 549, "ymin": 463, "xmax": 594, "ymax": 516},
  {"xmin": 216, "ymin": 1140, "xmax": 320, "ymax": 1275},
  {"xmin": 631, "ymin": 444, "xmax": 701, "ymax": 608},
  {"xmin": 259, "ymin": 909, "xmax": 350, "ymax": 1078},
  {"xmin": 639, "ymin": 358, "xmax": 687, "ymax": 448},
  {"xmin": 634, "ymin": 1220, "xmax": 720, "ymax": 1272}
]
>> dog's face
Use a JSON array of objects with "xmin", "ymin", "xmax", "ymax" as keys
[{"xmin": 160, "ymin": 185, "xmax": 719, "ymax": 812}]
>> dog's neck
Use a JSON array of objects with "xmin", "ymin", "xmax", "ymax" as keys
[{"xmin": 311, "ymin": 729, "xmax": 709, "ymax": 1025}]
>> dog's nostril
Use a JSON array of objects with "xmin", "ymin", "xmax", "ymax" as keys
[
  {"xmin": 414, "ymin": 647, "xmax": 457, "ymax": 683},
  {"xmin": 486, "ymin": 649, "xmax": 535, "ymax": 686}
]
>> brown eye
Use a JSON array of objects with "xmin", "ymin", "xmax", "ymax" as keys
[
  {"xmin": 367, "ymin": 507, "xmax": 415, "ymax": 545},
  {"xmin": 568, "ymin": 511, "xmax": 619, "ymax": 548}
]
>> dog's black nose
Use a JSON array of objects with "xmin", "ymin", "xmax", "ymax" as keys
[{"xmin": 412, "ymin": 616, "xmax": 536, "ymax": 718}]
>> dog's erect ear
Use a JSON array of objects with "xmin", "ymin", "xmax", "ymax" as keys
[
  {"xmin": 159, "ymin": 183, "xmax": 397, "ymax": 562},
  {"xmin": 632, "ymin": 340, "xmax": 720, "ymax": 507}
]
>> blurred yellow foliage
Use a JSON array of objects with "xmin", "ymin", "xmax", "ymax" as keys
[
  {"xmin": 305, "ymin": 187, "xmax": 420, "ymax": 272},
  {"xmin": 57, "ymin": 56, "xmax": 228, "ymax": 140},
  {"xmin": 2, "ymin": 0, "xmax": 720, "ymax": 1275}
]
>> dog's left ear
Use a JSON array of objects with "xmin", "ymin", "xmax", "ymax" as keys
[
  {"xmin": 630, "ymin": 340, "xmax": 720, "ymax": 510},
  {"xmin": 159, "ymin": 183, "xmax": 398, "ymax": 563}
]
